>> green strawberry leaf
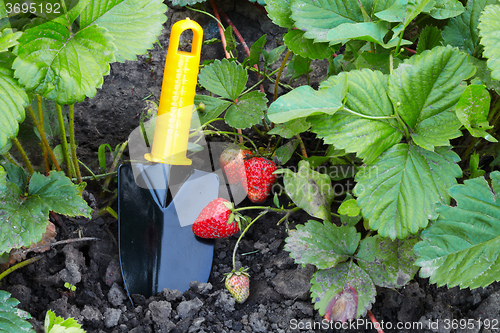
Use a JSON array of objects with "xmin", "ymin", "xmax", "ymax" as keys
[
  {"xmin": 194, "ymin": 95, "xmax": 232, "ymax": 126},
  {"xmin": 470, "ymin": 58, "xmax": 500, "ymax": 94},
  {"xmin": 442, "ymin": 0, "xmax": 497, "ymax": 57},
  {"xmin": 198, "ymin": 59, "xmax": 248, "ymax": 101},
  {"xmin": 416, "ymin": 25, "xmax": 443, "ymax": 54},
  {"xmin": 0, "ymin": 66, "xmax": 29, "ymax": 154},
  {"xmin": 478, "ymin": 4, "xmax": 500, "ymax": 80},
  {"xmin": 0, "ymin": 0, "xmax": 7, "ymax": 18},
  {"xmin": 353, "ymin": 144, "xmax": 462, "ymax": 239},
  {"xmin": 245, "ymin": 34, "xmax": 267, "ymax": 68},
  {"xmin": 326, "ymin": 21, "xmax": 402, "ymax": 48},
  {"xmin": 13, "ymin": 21, "xmax": 116, "ymax": 105},
  {"xmin": 389, "ymin": 46, "xmax": 475, "ymax": 150},
  {"xmin": 285, "ymin": 221, "xmax": 360, "ymax": 269},
  {"xmin": 469, "ymin": 152, "xmax": 486, "ymax": 179},
  {"xmin": 45, "ymin": 310, "xmax": 85, "ymax": 333},
  {"xmin": 266, "ymin": 0, "xmax": 294, "ymax": 29},
  {"xmin": 338, "ymin": 199, "xmax": 360, "ymax": 217},
  {"xmin": 224, "ymin": 91, "xmax": 267, "ymax": 129},
  {"xmin": 339, "ymin": 194, "xmax": 362, "ymax": 227},
  {"xmin": 311, "ymin": 262, "xmax": 376, "ymax": 321},
  {"xmin": 0, "ymin": 291, "xmax": 34, "ymax": 332},
  {"xmin": 262, "ymin": 45, "xmax": 286, "ymax": 66},
  {"xmin": 311, "ymin": 70, "xmax": 403, "ymax": 164},
  {"xmin": 267, "ymin": 119, "xmax": 311, "ymax": 139},
  {"xmin": 424, "ymin": 0, "xmax": 464, "ymax": 19},
  {"xmin": 376, "ymin": 0, "xmax": 431, "ymax": 23},
  {"xmin": 283, "ymin": 29, "xmax": 332, "ymax": 60},
  {"xmin": 80, "ymin": 0, "xmax": 167, "ymax": 62},
  {"xmin": 415, "ymin": 171, "xmax": 500, "ymax": 289},
  {"xmin": 0, "ymin": 169, "xmax": 92, "ymax": 254},
  {"xmin": 274, "ymin": 139, "xmax": 299, "ymax": 165},
  {"xmin": 29, "ymin": 171, "xmax": 93, "ymax": 218},
  {"xmin": 50, "ymin": 0, "xmax": 93, "ymax": 27},
  {"xmin": 287, "ymin": 54, "xmax": 312, "ymax": 81},
  {"xmin": 290, "ymin": 0, "xmax": 366, "ymax": 43},
  {"xmin": 356, "ymin": 235, "xmax": 418, "ymax": 288},
  {"xmin": 456, "ymin": 84, "xmax": 497, "ymax": 142},
  {"xmin": 278, "ymin": 160, "xmax": 334, "ymax": 222},
  {"xmin": 1, "ymin": 159, "xmax": 28, "ymax": 190},
  {"xmin": 376, "ymin": 0, "xmax": 432, "ymax": 37},
  {"xmin": 0, "ymin": 29, "xmax": 22, "ymax": 53},
  {"xmin": 268, "ymin": 82, "xmax": 345, "ymax": 124}
]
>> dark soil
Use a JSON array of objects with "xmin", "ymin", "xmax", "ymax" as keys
[{"xmin": 2, "ymin": 1, "xmax": 500, "ymax": 332}]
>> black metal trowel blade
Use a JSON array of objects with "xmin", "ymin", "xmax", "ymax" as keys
[{"xmin": 118, "ymin": 164, "xmax": 217, "ymax": 299}]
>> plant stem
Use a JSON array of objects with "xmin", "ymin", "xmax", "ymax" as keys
[
  {"xmin": 72, "ymin": 171, "xmax": 117, "ymax": 182},
  {"xmin": 12, "ymin": 137, "xmax": 34, "ymax": 175},
  {"xmin": 27, "ymin": 102, "xmax": 61, "ymax": 172},
  {"xmin": 232, "ymin": 211, "xmax": 268, "ymax": 270},
  {"xmin": 295, "ymin": 134, "xmax": 308, "ymax": 158},
  {"xmin": 228, "ymin": 206, "xmax": 299, "ymax": 270},
  {"xmin": 103, "ymin": 141, "xmax": 128, "ymax": 191},
  {"xmin": 68, "ymin": 104, "xmax": 82, "ymax": 183},
  {"xmin": 393, "ymin": 105, "xmax": 410, "ymax": 141},
  {"xmin": 186, "ymin": 6, "xmax": 224, "ymax": 28},
  {"xmin": 35, "ymin": 96, "xmax": 50, "ymax": 173},
  {"xmin": 55, "ymin": 103, "xmax": 73, "ymax": 177},
  {"xmin": 488, "ymin": 95, "xmax": 500, "ymax": 122},
  {"xmin": 232, "ymin": 205, "xmax": 298, "ymax": 214},
  {"xmin": 3, "ymin": 153, "xmax": 20, "ymax": 167},
  {"xmin": 201, "ymin": 130, "xmax": 258, "ymax": 151},
  {"xmin": 251, "ymin": 125, "xmax": 267, "ymax": 139},
  {"xmin": 220, "ymin": 9, "xmax": 266, "ymax": 95},
  {"xmin": 240, "ymin": 77, "xmax": 267, "ymax": 96},
  {"xmin": 209, "ymin": 0, "xmax": 230, "ymax": 59},
  {"xmin": 367, "ymin": 310, "xmax": 385, "ymax": 333},
  {"xmin": 98, "ymin": 206, "xmax": 118, "ymax": 219},
  {"xmin": 461, "ymin": 137, "xmax": 480, "ymax": 160},
  {"xmin": 394, "ymin": 30, "xmax": 405, "ymax": 57},
  {"xmin": 274, "ymin": 49, "xmax": 292, "ymax": 102},
  {"xmin": 0, "ymin": 256, "xmax": 42, "ymax": 283}
]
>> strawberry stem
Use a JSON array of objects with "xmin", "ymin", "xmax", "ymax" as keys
[
  {"xmin": 232, "ymin": 205, "xmax": 299, "ymax": 214},
  {"xmin": 367, "ymin": 310, "xmax": 385, "ymax": 333},
  {"xmin": 197, "ymin": 130, "xmax": 258, "ymax": 151},
  {"xmin": 231, "ymin": 206, "xmax": 300, "ymax": 270},
  {"xmin": 232, "ymin": 211, "xmax": 268, "ymax": 271}
]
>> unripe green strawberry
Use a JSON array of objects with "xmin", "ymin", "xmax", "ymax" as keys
[
  {"xmin": 225, "ymin": 268, "xmax": 250, "ymax": 303},
  {"xmin": 192, "ymin": 198, "xmax": 239, "ymax": 239},
  {"xmin": 244, "ymin": 157, "xmax": 277, "ymax": 203},
  {"xmin": 220, "ymin": 146, "xmax": 252, "ymax": 186}
]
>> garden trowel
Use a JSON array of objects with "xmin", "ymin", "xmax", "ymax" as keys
[{"xmin": 118, "ymin": 19, "xmax": 219, "ymax": 300}]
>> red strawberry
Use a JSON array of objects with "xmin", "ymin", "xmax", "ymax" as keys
[
  {"xmin": 219, "ymin": 147, "xmax": 252, "ymax": 186},
  {"xmin": 225, "ymin": 268, "xmax": 250, "ymax": 303},
  {"xmin": 192, "ymin": 198, "xmax": 239, "ymax": 239},
  {"xmin": 244, "ymin": 157, "xmax": 277, "ymax": 203}
]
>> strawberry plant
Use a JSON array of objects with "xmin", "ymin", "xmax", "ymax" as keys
[
  {"xmin": 0, "ymin": 0, "xmax": 167, "ymax": 260},
  {"xmin": 171, "ymin": 0, "xmax": 500, "ymax": 325}
]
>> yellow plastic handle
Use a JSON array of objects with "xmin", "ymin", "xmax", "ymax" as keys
[{"xmin": 145, "ymin": 18, "xmax": 203, "ymax": 165}]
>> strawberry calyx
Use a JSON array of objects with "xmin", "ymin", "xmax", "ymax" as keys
[{"xmin": 225, "ymin": 266, "xmax": 250, "ymax": 279}]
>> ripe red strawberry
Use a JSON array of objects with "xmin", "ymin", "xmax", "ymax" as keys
[
  {"xmin": 192, "ymin": 198, "xmax": 239, "ymax": 239},
  {"xmin": 225, "ymin": 268, "xmax": 250, "ymax": 303},
  {"xmin": 219, "ymin": 146, "xmax": 252, "ymax": 186},
  {"xmin": 244, "ymin": 157, "xmax": 277, "ymax": 203}
]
